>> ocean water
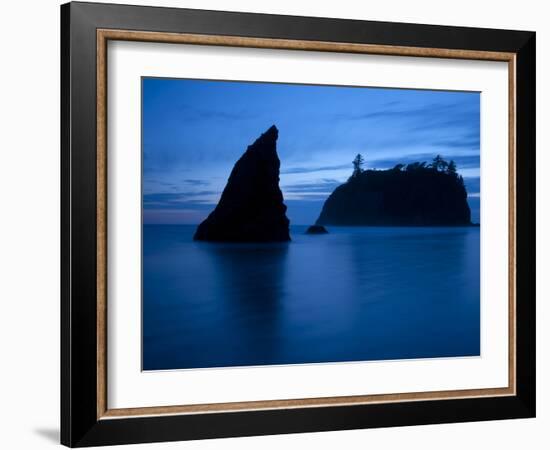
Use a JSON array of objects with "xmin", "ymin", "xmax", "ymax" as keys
[{"xmin": 143, "ymin": 225, "xmax": 480, "ymax": 370}]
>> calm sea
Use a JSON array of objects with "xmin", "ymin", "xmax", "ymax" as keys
[{"xmin": 143, "ymin": 225, "xmax": 480, "ymax": 370}]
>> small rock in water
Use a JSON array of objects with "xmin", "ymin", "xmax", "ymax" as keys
[{"xmin": 305, "ymin": 225, "xmax": 328, "ymax": 234}]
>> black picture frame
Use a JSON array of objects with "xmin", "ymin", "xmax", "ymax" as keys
[{"xmin": 61, "ymin": 1, "xmax": 536, "ymax": 447}]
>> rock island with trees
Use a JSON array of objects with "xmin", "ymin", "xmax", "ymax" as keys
[{"xmin": 316, "ymin": 153, "xmax": 473, "ymax": 226}]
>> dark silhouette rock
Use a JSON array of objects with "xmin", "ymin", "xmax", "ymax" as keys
[
  {"xmin": 305, "ymin": 225, "xmax": 328, "ymax": 234},
  {"xmin": 194, "ymin": 125, "xmax": 290, "ymax": 242},
  {"xmin": 316, "ymin": 164, "xmax": 472, "ymax": 226}
]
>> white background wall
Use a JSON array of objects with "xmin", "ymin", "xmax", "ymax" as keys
[{"xmin": 0, "ymin": 1, "xmax": 546, "ymax": 448}]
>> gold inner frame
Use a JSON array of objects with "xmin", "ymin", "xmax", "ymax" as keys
[{"xmin": 96, "ymin": 29, "xmax": 517, "ymax": 420}]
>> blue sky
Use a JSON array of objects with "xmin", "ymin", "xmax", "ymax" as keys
[{"xmin": 142, "ymin": 78, "xmax": 480, "ymax": 225}]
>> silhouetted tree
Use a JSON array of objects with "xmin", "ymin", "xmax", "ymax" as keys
[
  {"xmin": 352, "ymin": 154, "xmax": 365, "ymax": 177},
  {"xmin": 431, "ymin": 154, "xmax": 448, "ymax": 172},
  {"xmin": 447, "ymin": 160, "xmax": 457, "ymax": 175}
]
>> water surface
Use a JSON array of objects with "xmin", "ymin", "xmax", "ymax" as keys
[{"xmin": 143, "ymin": 225, "xmax": 480, "ymax": 370}]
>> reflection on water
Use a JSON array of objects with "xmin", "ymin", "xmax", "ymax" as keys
[
  {"xmin": 143, "ymin": 225, "xmax": 480, "ymax": 370},
  {"xmin": 207, "ymin": 243, "xmax": 289, "ymax": 365}
]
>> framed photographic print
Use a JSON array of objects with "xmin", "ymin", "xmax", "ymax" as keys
[{"xmin": 61, "ymin": 2, "xmax": 536, "ymax": 447}]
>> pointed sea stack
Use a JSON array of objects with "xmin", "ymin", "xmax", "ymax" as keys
[{"xmin": 194, "ymin": 125, "xmax": 291, "ymax": 242}]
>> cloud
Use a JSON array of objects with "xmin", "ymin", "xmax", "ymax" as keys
[
  {"xmin": 182, "ymin": 179, "xmax": 210, "ymax": 186},
  {"xmin": 178, "ymin": 104, "xmax": 257, "ymax": 122},
  {"xmin": 282, "ymin": 179, "xmax": 342, "ymax": 193},
  {"xmin": 281, "ymin": 179, "xmax": 344, "ymax": 202},
  {"xmin": 331, "ymin": 100, "xmax": 479, "ymax": 153},
  {"xmin": 281, "ymin": 164, "xmax": 350, "ymax": 175},
  {"xmin": 334, "ymin": 102, "xmax": 477, "ymax": 125},
  {"xmin": 143, "ymin": 191, "xmax": 219, "ymax": 209},
  {"xmin": 430, "ymin": 130, "xmax": 480, "ymax": 149},
  {"xmin": 143, "ymin": 209, "xmax": 210, "ymax": 225}
]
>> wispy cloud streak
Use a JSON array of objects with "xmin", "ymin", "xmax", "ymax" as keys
[{"xmin": 281, "ymin": 164, "xmax": 350, "ymax": 175}]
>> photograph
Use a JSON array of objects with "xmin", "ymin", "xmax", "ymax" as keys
[
  {"xmin": 141, "ymin": 78, "xmax": 481, "ymax": 371},
  {"xmin": 55, "ymin": 2, "xmax": 537, "ymax": 446}
]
